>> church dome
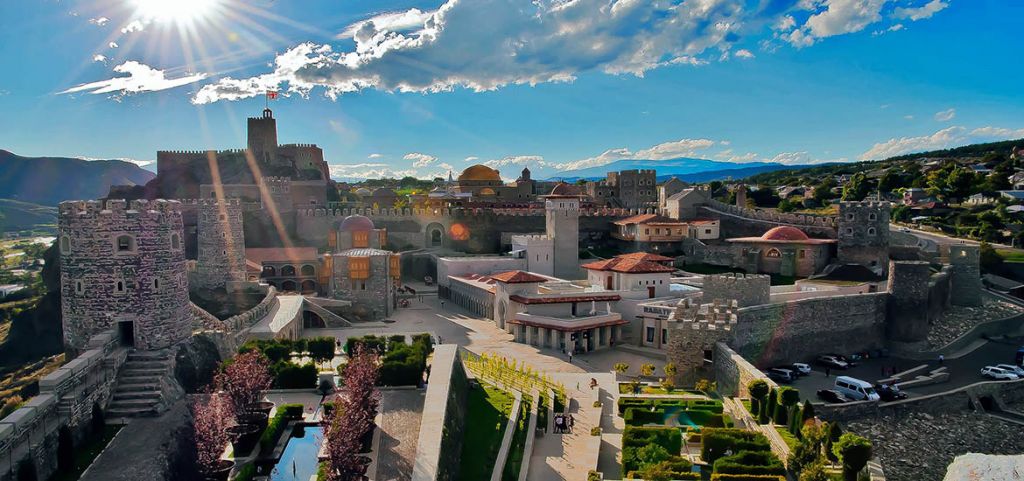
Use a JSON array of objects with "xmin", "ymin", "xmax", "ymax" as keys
[
  {"xmin": 339, "ymin": 215, "xmax": 375, "ymax": 232},
  {"xmin": 549, "ymin": 182, "xmax": 582, "ymax": 196},
  {"xmin": 353, "ymin": 187, "xmax": 372, "ymax": 196},
  {"xmin": 459, "ymin": 164, "xmax": 501, "ymax": 182},
  {"xmin": 761, "ymin": 226, "xmax": 810, "ymax": 241}
]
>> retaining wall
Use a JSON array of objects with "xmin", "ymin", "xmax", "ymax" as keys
[
  {"xmin": 411, "ymin": 345, "xmax": 469, "ymax": 481},
  {"xmin": 817, "ymin": 379, "xmax": 1024, "ymax": 422},
  {"xmin": 714, "ymin": 342, "xmax": 778, "ymax": 398}
]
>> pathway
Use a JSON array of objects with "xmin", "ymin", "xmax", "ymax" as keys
[{"xmin": 526, "ymin": 373, "xmax": 610, "ymax": 481}]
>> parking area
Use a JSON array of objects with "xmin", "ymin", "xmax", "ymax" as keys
[{"xmin": 776, "ymin": 337, "xmax": 1024, "ymax": 404}]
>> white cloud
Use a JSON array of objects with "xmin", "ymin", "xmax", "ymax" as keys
[
  {"xmin": 109, "ymin": 42, "xmax": 119, "ymax": 49},
  {"xmin": 121, "ymin": 20, "xmax": 146, "ymax": 33},
  {"xmin": 464, "ymin": 156, "xmax": 479, "ymax": 162},
  {"xmin": 59, "ymin": 61, "xmax": 207, "ymax": 96},
  {"xmin": 934, "ymin": 108, "xmax": 956, "ymax": 121},
  {"xmin": 403, "ymin": 152, "xmax": 437, "ymax": 168},
  {"xmin": 93, "ymin": 54, "xmax": 107, "ymax": 63},
  {"xmin": 872, "ymin": 23, "xmax": 903, "ymax": 36},
  {"xmin": 191, "ymin": 0, "xmax": 774, "ymax": 103},
  {"xmin": 969, "ymin": 127, "xmax": 1024, "ymax": 139},
  {"xmin": 893, "ymin": 0, "xmax": 948, "ymax": 21},
  {"xmin": 329, "ymin": 163, "xmax": 424, "ymax": 180},
  {"xmin": 904, "ymin": 115, "xmax": 914, "ymax": 120},
  {"xmin": 735, "ymin": 49, "xmax": 755, "ymax": 59},
  {"xmin": 89, "ymin": 17, "xmax": 109, "ymax": 26},
  {"xmin": 555, "ymin": 138, "xmax": 717, "ymax": 171},
  {"xmin": 861, "ymin": 126, "xmax": 964, "ymax": 159},
  {"xmin": 438, "ymin": 162, "xmax": 455, "ymax": 172},
  {"xmin": 367, "ymin": 153, "xmax": 383, "ymax": 159},
  {"xmin": 484, "ymin": 155, "xmax": 547, "ymax": 169},
  {"xmin": 785, "ymin": 0, "xmax": 887, "ymax": 47}
]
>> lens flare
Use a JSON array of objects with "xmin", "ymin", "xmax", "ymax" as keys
[{"xmin": 131, "ymin": 0, "xmax": 221, "ymax": 24}]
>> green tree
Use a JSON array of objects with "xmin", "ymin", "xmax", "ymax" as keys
[
  {"xmin": 775, "ymin": 387, "xmax": 799, "ymax": 425},
  {"xmin": 777, "ymin": 198, "xmax": 798, "ymax": 212},
  {"xmin": 841, "ymin": 173, "xmax": 871, "ymax": 201},
  {"xmin": 877, "ymin": 170, "xmax": 904, "ymax": 193},
  {"xmin": 825, "ymin": 422, "xmax": 843, "ymax": 462},
  {"xmin": 812, "ymin": 176, "xmax": 837, "ymax": 204},
  {"xmin": 747, "ymin": 379, "xmax": 769, "ymax": 419},
  {"xmin": 945, "ymin": 167, "xmax": 978, "ymax": 199},
  {"xmin": 798, "ymin": 460, "xmax": 830, "ymax": 481},
  {"xmin": 636, "ymin": 444, "xmax": 670, "ymax": 466},
  {"xmin": 636, "ymin": 461, "xmax": 675, "ymax": 481},
  {"xmin": 979, "ymin": 241, "xmax": 1004, "ymax": 272},
  {"xmin": 833, "ymin": 433, "xmax": 873, "ymax": 481},
  {"xmin": 762, "ymin": 388, "xmax": 777, "ymax": 425}
]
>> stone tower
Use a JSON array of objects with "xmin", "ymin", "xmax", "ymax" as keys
[
  {"xmin": 58, "ymin": 199, "xmax": 191, "ymax": 352},
  {"xmin": 702, "ymin": 273, "xmax": 770, "ymax": 307},
  {"xmin": 837, "ymin": 201, "xmax": 890, "ymax": 271},
  {"xmin": 735, "ymin": 184, "xmax": 747, "ymax": 208},
  {"xmin": 885, "ymin": 260, "xmax": 930, "ymax": 345},
  {"xmin": 545, "ymin": 190, "xmax": 580, "ymax": 280},
  {"xmin": 666, "ymin": 298, "xmax": 738, "ymax": 386},
  {"xmin": 248, "ymin": 108, "xmax": 278, "ymax": 165},
  {"xmin": 261, "ymin": 176, "xmax": 293, "ymax": 213},
  {"xmin": 192, "ymin": 198, "xmax": 247, "ymax": 292},
  {"xmin": 947, "ymin": 244, "xmax": 982, "ymax": 307}
]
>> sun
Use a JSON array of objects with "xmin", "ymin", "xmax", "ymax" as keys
[{"xmin": 131, "ymin": 0, "xmax": 221, "ymax": 24}]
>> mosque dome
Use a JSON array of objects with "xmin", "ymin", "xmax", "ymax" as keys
[
  {"xmin": 761, "ymin": 226, "xmax": 810, "ymax": 241},
  {"xmin": 459, "ymin": 164, "xmax": 501, "ymax": 182},
  {"xmin": 339, "ymin": 215, "xmax": 375, "ymax": 232},
  {"xmin": 549, "ymin": 182, "xmax": 582, "ymax": 196}
]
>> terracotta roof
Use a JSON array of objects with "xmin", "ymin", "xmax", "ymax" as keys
[
  {"xmin": 762, "ymin": 226, "xmax": 810, "ymax": 241},
  {"xmin": 615, "ymin": 252, "xmax": 674, "ymax": 262},
  {"xmin": 246, "ymin": 247, "xmax": 319, "ymax": 264},
  {"xmin": 549, "ymin": 182, "xmax": 583, "ymax": 196},
  {"xmin": 580, "ymin": 257, "xmax": 675, "ymax": 273},
  {"xmin": 509, "ymin": 294, "xmax": 622, "ymax": 304},
  {"xmin": 689, "ymin": 219, "xmax": 718, "ymax": 225},
  {"xmin": 612, "ymin": 214, "xmax": 687, "ymax": 226},
  {"xmin": 490, "ymin": 270, "xmax": 550, "ymax": 284}
]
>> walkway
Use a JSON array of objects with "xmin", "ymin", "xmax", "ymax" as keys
[{"xmin": 526, "ymin": 373, "xmax": 606, "ymax": 481}]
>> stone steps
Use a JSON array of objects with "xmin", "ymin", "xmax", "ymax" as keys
[{"xmin": 107, "ymin": 349, "xmax": 173, "ymax": 418}]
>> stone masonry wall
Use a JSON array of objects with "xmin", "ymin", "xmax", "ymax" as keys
[
  {"xmin": 702, "ymin": 273, "xmax": 770, "ymax": 307},
  {"xmin": 411, "ymin": 345, "xmax": 468, "ymax": 481},
  {"xmin": 886, "ymin": 260, "xmax": 931, "ymax": 343},
  {"xmin": 947, "ymin": 244, "xmax": 982, "ymax": 307},
  {"xmin": 59, "ymin": 199, "xmax": 191, "ymax": 351},
  {"xmin": 331, "ymin": 255, "xmax": 392, "ymax": 321},
  {"xmin": 714, "ymin": 342, "xmax": 779, "ymax": 398},
  {"xmin": 732, "ymin": 292, "xmax": 888, "ymax": 367}
]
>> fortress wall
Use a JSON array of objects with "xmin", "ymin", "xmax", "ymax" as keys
[
  {"xmin": 715, "ymin": 342, "xmax": 778, "ymax": 398},
  {"xmin": 732, "ymin": 292, "xmax": 889, "ymax": 367},
  {"xmin": 700, "ymin": 204, "xmax": 838, "ymax": 239},
  {"xmin": 927, "ymin": 266, "xmax": 952, "ymax": 324}
]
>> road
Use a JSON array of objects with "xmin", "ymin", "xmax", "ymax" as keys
[{"xmin": 787, "ymin": 336, "xmax": 1024, "ymax": 401}]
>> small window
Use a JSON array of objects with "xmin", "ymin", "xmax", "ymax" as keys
[
  {"xmin": 153, "ymin": 278, "xmax": 160, "ymax": 290},
  {"xmin": 116, "ymin": 234, "xmax": 135, "ymax": 252},
  {"xmin": 799, "ymin": 250, "xmax": 806, "ymax": 259},
  {"xmin": 867, "ymin": 227, "xmax": 876, "ymax": 236},
  {"xmin": 60, "ymin": 236, "xmax": 71, "ymax": 254},
  {"xmin": 766, "ymin": 248, "xmax": 782, "ymax": 258},
  {"xmin": 645, "ymin": 327, "xmax": 655, "ymax": 343},
  {"xmin": 868, "ymin": 213, "xmax": 877, "ymax": 221},
  {"xmin": 846, "ymin": 213, "xmax": 854, "ymax": 221},
  {"xmin": 115, "ymin": 280, "xmax": 125, "ymax": 293},
  {"xmin": 75, "ymin": 280, "xmax": 83, "ymax": 294},
  {"xmin": 846, "ymin": 228, "xmax": 854, "ymax": 235},
  {"xmin": 171, "ymin": 233, "xmax": 181, "ymax": 250}
]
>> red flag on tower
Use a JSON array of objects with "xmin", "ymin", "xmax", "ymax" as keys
[{"xmin": 266, "ymin": 90, "xmax": 279, "ymax": 100}]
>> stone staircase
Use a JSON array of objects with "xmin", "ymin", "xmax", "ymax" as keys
[{"xmin": 107, "ymin": 350, "xmax": 174, "ymax": 419}]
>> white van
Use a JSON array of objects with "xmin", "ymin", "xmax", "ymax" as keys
[{"xmin": 834, "ymin": 376, "xmax": 880, "ymax": 401}]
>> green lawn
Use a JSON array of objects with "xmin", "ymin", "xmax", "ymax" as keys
[
  {"xmin": 773, "ymin": 425, "xmax": 799, "ymax": 451},
  {"xmin": 617, "ymin": 384, "xmax": 702, "ymax": 396},
  {"xmin": 458, "ymin": 382, "xmax": 515, "ymax": 480},
  {"xmin": 50, "ymin": 425, "xmax": 122, "ymax": 481},
  {"xmin": 997, "ymin": 249, "xmax": 1024, "ymax": 262},
  {"xmin": 501, "ymin": 397, "xmax": 532, "ymax": 481}
]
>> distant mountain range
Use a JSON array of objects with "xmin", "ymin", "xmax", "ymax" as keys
[
  {"xmin": 0, "ymin": 150, "xmax": 155, "ymax": 206},
  {"xmin": 544, "ymin": 157, "xmax": 823, "ymax": 183}
]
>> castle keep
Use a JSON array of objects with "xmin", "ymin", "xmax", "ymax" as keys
[{"xmin": 58, "ymin": 199, "xmax": 191, "ymax": 351}]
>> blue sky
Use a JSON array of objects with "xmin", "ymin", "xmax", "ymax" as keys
[{"xmin": 0, "ymin": 0, "xmax": 1022, "ymax": 180}]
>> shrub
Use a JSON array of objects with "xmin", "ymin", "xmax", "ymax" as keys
[
  {"xmin": 588, "ymin": 470, "xmax": 602, "ymax": 481},
  {"xmin": 378, "ymin": 335, "xmax": 432, "ymax": 386},
  {"xmin": 833, "ymin": 433, "xmax": 873, "ymax": 481},
  {"xmin": 761, "ymin": 388, "xmax": 776, "ymax": 424},
  {"xmin": 701, "ymin": 428, "xmax": 771, "ymax": 463},
  {"xmin": 259, "ymin": 408, "xmax": 289, "ymax": 453},
  {"xmin": 591, "ymin": 426, "xmax": 602, "ymax": 436},
  {"xmin": 346, "ymin": 335, "xmax": 385, "ymax": 355},
  {"xmin": 710, "ymin": 475, "xmax": 785, "ymax": 481},
  {"xmin": 713, "ymin": 450, "xmax": 785, "ymax": 476},
  {"xmin": 307, "ymin": 337, "xmax": 336, "ymax": 365},
  {"xmin": 280, "ymin": 403, "xmax": 305, "ymax": 419},
  {"xmin": 593, "ymin": 400, "xmax": 602, "ymax": 408},
  {"xmin": 274, "ymin": 363, "xmax": 318, "ymax": 389},
  {"xmin": 622, "ymin": 426, "xmax": 682, "ymax": 453}
]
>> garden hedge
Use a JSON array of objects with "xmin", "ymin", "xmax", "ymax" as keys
[
  {"xmin": 700, "ymin": 428, "xmax": 771, "ymax": 463},
  {"xmin": 710, "ymin": 475, "xmax": 786, "ymax": 481},
  {"xmin": 712, "ymin": 450, "xmax": 785, "ymax": 476}
]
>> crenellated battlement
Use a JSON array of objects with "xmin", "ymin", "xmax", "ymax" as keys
[
  {"xmin": 178, "ymin": 197, "xmax": 241, "ymax": 207},
  {"xmin": 59, "ymin": 198, "xmax": 182, "ymax": 218},
  {"xmin": 296, "ymin": 206, "xmax": 657, "ymax": 219},
  {"xmin": 839, "ymin": 200, "xmax": 890, "ymax": 209},
  {"xmin": 704, "ymin": 198, "xmax": 839, "ymax": 228},
  {"xmin": 279, "ymin": 143, "xmax": 318, "ymax": 149},
  {"xmin": 669, "ymin": 297, "xmax": 740, "ymax": 331}
]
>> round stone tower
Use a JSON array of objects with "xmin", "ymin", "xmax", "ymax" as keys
[
  {"xmin": 947, "ymin": 243, "xmax": 982, "ymax": 307},
  {"xmin": 192, "ymin": 198, "xmax": 247, "ymax": 291},
  {"xmin": 885, "ymin": 260, "xmax": 931, "ymax": 344},
  {"xmin": 58, "ymin": 199, "xmax": 191, "ymax": 352}
]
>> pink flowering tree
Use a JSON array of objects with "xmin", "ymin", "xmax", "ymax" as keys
[
  {"xmin": 321, "ymin": 347, "xmax": 380, "ymax": 481},
  {"xmin": 191, "ymin": 393, "xmax": 234, "ymax": 475},
  {"xmin": 215, "ymin": 350, "xmax": 273, "ymax": 416}
]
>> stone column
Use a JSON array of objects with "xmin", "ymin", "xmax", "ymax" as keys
[{"xmin": 525, "ymin": 325, "xmax": 533, "ymax": 346}]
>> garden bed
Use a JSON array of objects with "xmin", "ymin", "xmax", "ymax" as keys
[
  {"xmin": 457, "ymin": 381, "xmax": 515, "ymax": 480},
  {"xmin": 50, "ymin": 425, "xmax": 122, "ymax": 481},
  {"xmin": 501, "ymin": 396, "xmax": 532, "ymax": 481}
]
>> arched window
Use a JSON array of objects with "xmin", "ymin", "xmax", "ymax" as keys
[
  {"xmin": 867, "ymin": 227, "xmax": 876, "ymax": 236},
  {"xmin": 281, "ymin": 265, "xmax": 297, "ymax": 277},
  {"xmin": 765, "ymin": 248, "xmax": 782, "ymax": 258},
  {"xmin": 115, "ymin": 280, "xmax": 125, "ymax": 293},
  {"xmin": 60, "ymin": 236, "xmax": 71, "ymax": 255},
  {"xmin": 301, "ymin": 264, "xmax": 315, "ymax": 276},
  {"xmin": 75, "ymin": 280, "xmax": 83, "ymax": 294},
  {"xmin": 171, "ymin": 233, "xmax": 180, "ymax": 250},
  {"xmin": 868, "ymin": 213, "xmax": 877, "ymax": 221},
  {"xmin": 153, "ymin": 278, "xmax": 160, "ymax": 290},
  {"xmin": 262, "ymin": 266, "xmax": 277, "ymax": 277},
  {"xmin": 115, "ymin": 234, "xmax": 136, "ymax": 253}
]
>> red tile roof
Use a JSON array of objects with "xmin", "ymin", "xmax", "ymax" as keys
[
  {"xmin": 246, "ymin": 247, "xmax": 319, "ymax": 264},
  {"xmin": 490, "ymin": 270, "xmax": 550, "ymax": 284},
  {"xmin": 508, "ymin": 294, "xmax": 622, "ymax": 304},
  {"xmin": 615, "ymin": 252, "xmax": 675, "ymax": 262},
  {"xmin": 580, "ymin": 257, "xmax": 675, "ymax": 273},
  {"xmin": 613, "ymin": 214, "xmax": 687, "ymax": 226}
]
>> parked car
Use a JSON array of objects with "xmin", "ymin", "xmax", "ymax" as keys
[
  {"xmin": 834, "ymin": 376, "xmax": 880, "ymax": 401},
  {"xmin": 816, "ymin": 389, "xmax": 849, "ymax": 404},
  {"xmin": 766, "ymin": 368, "xmax": 796, "ymax": 383},
  {"xmin": 981, "ymin": 366, "xmax": 1021, "ymax": 380},
  {"xmin": 791, "ymin": 363, "xmax": 812, "ymax": 375},
  {"xmin": 995, "ymin": 364, "xmax": 1024, "ymax": 377},
  {"xmin": 816, "ymin": 355, "xmax": 850, "ymax": 370},
  {"xmin": 874, "ymin": 384, "xmax": 908, "ymax": 402}
]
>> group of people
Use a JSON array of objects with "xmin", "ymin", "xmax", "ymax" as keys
[{"xmin": 553, "ymin": 413, "xmax": 575, "ymax": 434}]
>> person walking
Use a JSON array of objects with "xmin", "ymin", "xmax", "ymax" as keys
[
  {"xmin": 568, "ymin": 352, "xmax": 573, "ymax": 364},
  {"xmin": 825, "ymin": 366, "xmax": 831, "ymax": 378}
]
